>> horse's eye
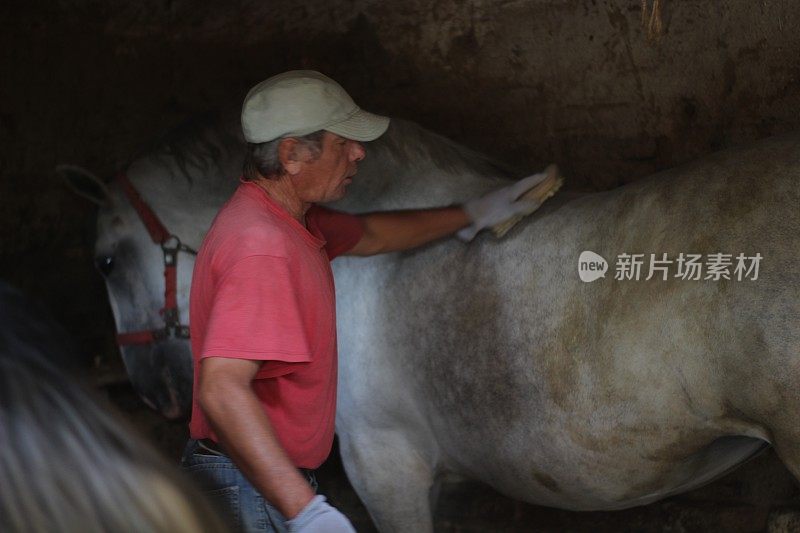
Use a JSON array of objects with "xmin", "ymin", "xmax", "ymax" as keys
[{"xmin": 95, "ymin": 255, "xmax": 115, "ymax": 276}]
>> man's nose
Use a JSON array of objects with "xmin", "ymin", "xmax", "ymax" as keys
[{"xmin": 350, "ymin": 141, "xmax": 366, "ymax": 162}]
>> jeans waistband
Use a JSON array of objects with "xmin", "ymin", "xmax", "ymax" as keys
[
  {"xmin": 190, "ymin": 439, "xmax": 316, "ymax": 483},
  {"xmin": 198, "ymin": 437, "xmax": 227, "ymax": 456}
]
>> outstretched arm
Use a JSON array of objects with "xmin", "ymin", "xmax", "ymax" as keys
[
  {"xmin": 346, "ymin": 168, "xmax": 559, "ymax": 256},
  {"xmin": 346, "ymin": 206, "xmax": 469, "ymax": 256}
]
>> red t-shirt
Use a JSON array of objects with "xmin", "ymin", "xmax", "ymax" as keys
[{"xmin": 188, "ymin": 181, "xmax": 363, "ymax": 468}]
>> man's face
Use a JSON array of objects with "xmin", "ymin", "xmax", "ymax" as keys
[{"xmin": 295, "ymin": 132, "xmax": 365, "ymax": 203}]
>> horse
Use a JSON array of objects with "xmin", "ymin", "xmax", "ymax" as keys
[
  {"xmin": 0, "ymin": 281, "xmax": 228, "ymax": 532},
  {"xmin": 67, "ymin": 112, "xmax": 800, "ymax": 531}
]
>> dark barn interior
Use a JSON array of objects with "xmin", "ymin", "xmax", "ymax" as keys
[{"xmin": 2, "ymin": 0, "xmax": 800, "ymax": 531}]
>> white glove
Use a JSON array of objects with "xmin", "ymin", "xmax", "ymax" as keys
[
  {"xmin": 286, "ymin": 495, "xmax": 356, "ymax": 533},
  {"xmin": 456, "ymin": 172, "xmax": 549, "ymax": 242}
]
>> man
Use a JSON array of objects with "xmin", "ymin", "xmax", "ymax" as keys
[{"xmin": 182, "ymin": 70, "xmax": 555, "ymax": 532}]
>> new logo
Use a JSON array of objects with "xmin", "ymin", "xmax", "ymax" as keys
[{"xmin": 578, "ymin": 251, "xmax": 608, "ymax": 282}]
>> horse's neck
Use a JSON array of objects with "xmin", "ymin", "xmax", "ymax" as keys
[
  {"xmin": 127, "ymin": 147, "xmax": 239, "ymax": 251},
  {"xmin": 331, "ymin": 120, "xmax": 517, "ymax": 213},
  {"xmin": 133, "ymin": 115, "xmax": 519, "ymax": 219}
]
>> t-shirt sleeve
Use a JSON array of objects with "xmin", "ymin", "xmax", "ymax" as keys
[
  {"xmin": 200, "ymin": 255, "xmax": 312, "ymax": 372},
  {"xmin": 309, "ymin": 206, "xmax": 364, "ymax": 260}
]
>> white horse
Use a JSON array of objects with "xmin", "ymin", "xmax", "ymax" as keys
[{"xmin": 70, "ymin": 113, "xmax": 800, "ymax": 531}]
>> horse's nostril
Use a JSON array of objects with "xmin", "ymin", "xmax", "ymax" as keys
[{"xmin": 95, "ymin": 256, "xmax": 114, "ymax": 276}]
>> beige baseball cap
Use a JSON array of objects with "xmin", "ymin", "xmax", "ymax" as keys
[{"xmin": 241, "ymin": 70, "xmax": 390, "ymax": 143}]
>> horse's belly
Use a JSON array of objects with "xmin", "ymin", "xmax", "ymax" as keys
[{"xmin": 433, "ymin": 421, "xmax": 767, "ymax": 510}]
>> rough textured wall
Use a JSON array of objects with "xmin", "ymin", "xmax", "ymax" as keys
[
  {"xmin": 3, "ymin": 0, "xmax": 799, "ymax": 312},
  {"xmin": 1, "ymin": 0, "xmax": 799, "ymax": 530}
]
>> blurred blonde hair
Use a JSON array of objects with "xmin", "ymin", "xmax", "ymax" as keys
[{"xmin": 0, "ymin": 284, "xmax": 227, "ymax": 533}]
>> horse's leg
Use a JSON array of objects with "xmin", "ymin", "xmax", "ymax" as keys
[
  {"xmin": 763, "ymin": 432, "xmax": 800, "ymax": 531},
  {"xmin": 757, "ymin": 316, "xmax": 800, "ymax": 484},
  {"xmin": 338, "ymin": 427, "xmax": 436, "ymax": 533},
  {"xmin": 769, "ymin": 425, "xmax": 800, "ymax": 481}
]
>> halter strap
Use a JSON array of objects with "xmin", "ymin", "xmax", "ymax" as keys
[
  {"xmin": 116, "ymin": 173, "xmax": 171, "ymax": 244},
  {"xmin": 113, "ymin": 173, "xmax": 194, "ymax": 346}
]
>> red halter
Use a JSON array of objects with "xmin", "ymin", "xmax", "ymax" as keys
[{"xmin": 114, "ymin": 172, "xmax": 196, "ymax": 346}]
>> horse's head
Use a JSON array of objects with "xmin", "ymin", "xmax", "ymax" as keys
[
  {"xmin": 62, "ymin": 115, "xmax": 242, "ymax": 419},
  {"xmin": 93, "ymin": 174, "xmax": 194, "ymax": 419}
]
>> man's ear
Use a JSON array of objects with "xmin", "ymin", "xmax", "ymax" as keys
[{"xmin": 278, "ymin": 138, "xmax": 303, "ymax": 175}]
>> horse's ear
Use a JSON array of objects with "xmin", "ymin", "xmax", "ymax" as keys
[{"xmin": 55, "ymin": 164, "xmax": 112, "ymax": 207}]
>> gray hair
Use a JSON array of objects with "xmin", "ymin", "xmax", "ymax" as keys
[
  {"xmin": 242, "ymin": 130, "xmax": 326, "ymax": 181},
  {"xmin": 0, "ymin": 285, "xmax": 227, "ymax": 533}
]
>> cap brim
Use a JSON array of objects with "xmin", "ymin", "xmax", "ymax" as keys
[{"xmin": 325, "ymin": 108, "xmax": 390, "ymax": 142}]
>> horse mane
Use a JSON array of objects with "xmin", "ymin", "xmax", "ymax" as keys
[
  {"xmin": 333, "ymin": 119, "xmax": 521, "ymax": 211},
  {"xmin": 128, "ymin": 109, "xmax": 243, "ymax": 185},
  {"xmin": 128, "ymin": 111, "xmax": 522, "ymax": 210},
  {"xmin": 370, "ymin": 119, "xmax": 518, "ymax": 179}
]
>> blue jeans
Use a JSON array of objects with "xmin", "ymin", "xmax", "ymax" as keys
[{"xmin": 181, "ymin": 439, "xmax": 318, "ymax": 533}]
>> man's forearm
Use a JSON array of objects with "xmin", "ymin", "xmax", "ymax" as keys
[
  {"xmin": 199, "ymin": 381, "xmax": 314, "ymax": 518},
  {"xmin": 349, "ymin": 206, "xmax": 469, "ymax": 255}
]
